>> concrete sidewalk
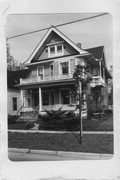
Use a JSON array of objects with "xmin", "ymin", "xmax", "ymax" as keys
[
  {"xmin": 8, "ymin": 148, "xmax": 113, "ymax": 161},
  {"xmin": 8, "ymin": 129, "xmax": 113, "ymax": 134}
]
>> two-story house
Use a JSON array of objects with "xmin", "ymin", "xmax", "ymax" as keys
[{"xmin": 18, "ymin": 26, "xmax": 111, "ymax": 114}]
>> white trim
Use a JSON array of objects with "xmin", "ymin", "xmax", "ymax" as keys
[{"xmin": 24, "ymin": 26, "xmax": 89, "ymax": 64}]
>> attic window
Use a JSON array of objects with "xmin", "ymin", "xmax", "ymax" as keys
[
  {"xmin": 50, "ymin": 46, "xmax": 55, "ymax": 54},
  {"xmin": 57, "ymin": 45, "xmax": 62, "ymax": 52}
]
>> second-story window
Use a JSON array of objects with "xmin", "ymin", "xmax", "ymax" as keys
[
  {"xmin": 60, "ymin": 62, "xmax": 69, "ymax": 75},
  {"xmin": 38, "ymin": 67, "xmax": 43, "ymax": 80}
]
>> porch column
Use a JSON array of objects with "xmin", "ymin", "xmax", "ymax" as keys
[
  {"xmin": 103, "ymin": 67, "xmax": 105, "ymax": 80},
  {"xmin": 39, "ymin": 87, "xmax": 42, "ymax": 112},
  {"xmin": 99, "ymin": 60, "xmax": 101, "ymax": 77},
  {"xmin": 21, "ymin": 89, "xmax": 24, "ymax": 106}
]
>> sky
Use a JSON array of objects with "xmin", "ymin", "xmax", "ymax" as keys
[{"xmin": 6, "ymin": 13, "xmax": 113, "ymax": 68}]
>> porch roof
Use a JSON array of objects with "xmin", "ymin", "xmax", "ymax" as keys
[{"xmin": 17, "ymin": 78, "xmax": 75, "ymax": 89}]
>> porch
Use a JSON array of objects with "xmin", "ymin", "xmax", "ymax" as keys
[{"xmin": 20, "ymin": 85, "xmax": 76, "ymax": 113}]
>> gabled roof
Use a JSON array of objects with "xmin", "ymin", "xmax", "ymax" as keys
[
  {"xmin": 85, "ymin": 46, "xmax": 104, "ymax": 60},
  {"xmin": 24, "ymin": 26, "xmax": 89, "ymax": 65},
  {"xmin": 85, "ymin": 46, "xmax": 112, "ymax": 79}
]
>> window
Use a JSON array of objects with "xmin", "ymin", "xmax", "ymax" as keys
[
  {"xmin": 93, "ymin": 68, "xmax": 99, "ymax": 76},
  {"xmin": 57, "ymin": 45, "xmax": 62, "ymax": 52},
  {"xmin": 38, "ymin": 67, "xmax": 43, "ymax": 80},
  {"xmin": 42, "ymin": 91, "xmax": 49, "ymax": 105},
  {"xmin": 50, "ymin": 46, "xmax": 55, "ymax": 54},
  {"xmin": 60, "ymin": 62, "xmax": 69, "ymax": 75},
  {"xmin": 50, "ymin": 65, "xmax": 53, "ymax": 76},
  {"xmin": 61, "ymin": 89, "xmax": 70, "ymax": 104},
  {"xmin": 13, "ymin": 97, "xmax": 17, "ymax": 111}
]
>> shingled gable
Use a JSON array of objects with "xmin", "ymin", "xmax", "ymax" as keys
[
  {"xmin": 86, "ymin": 46, "xmax": 104, "ymax": 60},
  {"xmin": 24, "ymin": 26, "xmax": 89, "ymax": 65}
]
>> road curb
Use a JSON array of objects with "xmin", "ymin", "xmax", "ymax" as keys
[
  {"xmin": 8, "ymin": 148, "xmax": 113, "ymax": 159},
  {"xmin": 8, "ymin": 129, "xmax": 113, "ymax": 134}
]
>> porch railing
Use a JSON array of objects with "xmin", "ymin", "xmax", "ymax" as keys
[{"xmin": 20, "ymin": 73, "xmax": 73, "ymax": 84}]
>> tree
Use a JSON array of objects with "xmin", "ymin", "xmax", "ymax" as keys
[
  {"xmin": 7, "ymin": 42, "xmax": 18, "ymax": 71},
  {"xmin": 73, "ymin": 63, "xmax": 92, "ymax": 144}
]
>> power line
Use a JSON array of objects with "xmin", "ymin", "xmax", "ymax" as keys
[
  {"xmin": 7, "ymin": 13, "xmax": 108, "ymax": 40},
  {"xmin": 2, "ymin": 5, "xmax": 11, "ymax": 15}
]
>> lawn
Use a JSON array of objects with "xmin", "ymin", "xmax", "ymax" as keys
[{"xmin": 8, "ymin": 132, "xmax": 113, "ymax": 154}]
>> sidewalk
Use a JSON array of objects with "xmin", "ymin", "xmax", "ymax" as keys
[
  {"xmin": 8, "ymin": 129, "xmax": 113, "ymax": 134},
  {"xmin": 8, "ymin": 148, "xmax": 113, "ymax": 161}
]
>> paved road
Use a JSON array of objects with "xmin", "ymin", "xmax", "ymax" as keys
[{"xmin": 8, "ymin": 151, "xmax": 113, "ymax": 161}]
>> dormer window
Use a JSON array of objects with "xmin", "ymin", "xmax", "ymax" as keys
[
  {"xmin": 50, "ymin": 46, "xmax": 55, "ymax": 54},
  {"xmin": 57, "ymin": 45, "xmax": 62, "ymax": 52},
  {"xmin": 47, "ymin": 41, "xmax": 64, "ymax": 58}
]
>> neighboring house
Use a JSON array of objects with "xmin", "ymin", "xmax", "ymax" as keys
[
  {"xmin": 7, "ymin": 70, "xmax": 30, "ymax": 115},
  {"xmin": 17, "ymin": 26, "xmax": 111, "ymax": 114}
]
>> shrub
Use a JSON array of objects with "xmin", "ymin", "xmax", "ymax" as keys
[
  {"xmin": 23, "ymin": 121, "xmax": 34, "ymax": 130},
  {"xmin": 37, "ymin": 109, "xmax": 80, "ymax": 131},
  {"xmin": 8, "ymin": 114, "xmax": 19, "ymax": 124}
]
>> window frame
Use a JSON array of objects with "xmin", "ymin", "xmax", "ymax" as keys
[
  {"xmin": 50, "ymin": 46, "xmax": 55, "ymax": 54},
  {"xmin": 37, "ymin": 66, "xmax": 44, "ymax": 80},
  {"xmin": 59, "ymin": 60, "xmax": 70, "ymax": 76}
]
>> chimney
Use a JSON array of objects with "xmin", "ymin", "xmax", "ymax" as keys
[{"xmin": 77, "ymin": 43, "xmax": 82, "ymax": 49}]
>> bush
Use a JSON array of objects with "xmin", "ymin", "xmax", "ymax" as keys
[
  {"xmin": 23, "ymin": 121, "xmax": 34, "ymax": 130},
  {"xmin": 8, "ymin": 114, "xmax": 19, "ymax": 124},
  {"xmin": 37, "ymin": 109, "xmax": 80, "ymax": 131}
]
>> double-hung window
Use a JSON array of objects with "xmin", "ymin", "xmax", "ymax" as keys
[
  {"xmin": 38, "ymin": 67, "xmax": 43, "ymax": 80},
  {"xmin": 13, "ymin": 97, "xmax": 17, "ymax": 111},
  {"xmin": 50, "ymin": 46, "xmax": 55, "ymax": 54},
  {"xmin": 57, "ymin": 45, "xmax": 62, "ymax": 52},
  {"xmin": 60, "ymin": 62, "xmax": 69, "ymax": 75}
]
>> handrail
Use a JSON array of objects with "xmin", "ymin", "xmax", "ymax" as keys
[
  {"xmin": 16, "ymin": 104, "xmax": 24, "ymax": 115},
  {"xmin": 33, "ymin": 104, "xmax": 39, "ymax": 115}
]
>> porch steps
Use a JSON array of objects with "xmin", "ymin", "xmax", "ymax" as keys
[{"xmin": 17, "ymin": 111, "xmax": 38, "ymax": 122}]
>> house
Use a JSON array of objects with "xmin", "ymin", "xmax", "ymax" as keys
[
  {"xmin": 17, "ymin": 26, "xmax": 111, "ymax": 114},
  {"xmin": 7, "ymin": 69, "xmax": 30, "ymax": 115}
]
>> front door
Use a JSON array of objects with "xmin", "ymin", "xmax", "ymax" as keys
[{"xmin": 33, "ymin": 92, "xmax": 39, "ymax": 108}]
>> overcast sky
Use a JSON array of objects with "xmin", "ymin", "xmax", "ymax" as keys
[{"xmin": 6, "ymin": 13, "xmax": 113, "ymax": 68}]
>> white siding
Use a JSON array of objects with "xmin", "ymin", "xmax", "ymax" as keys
[{"xmin": 7, "ymin": 88, "xmax": 22, "ymax": 115}]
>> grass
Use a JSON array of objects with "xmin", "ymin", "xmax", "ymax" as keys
[{"xmin": 8, "ymin": 132, "xmax": 113, "ymax": 154}]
